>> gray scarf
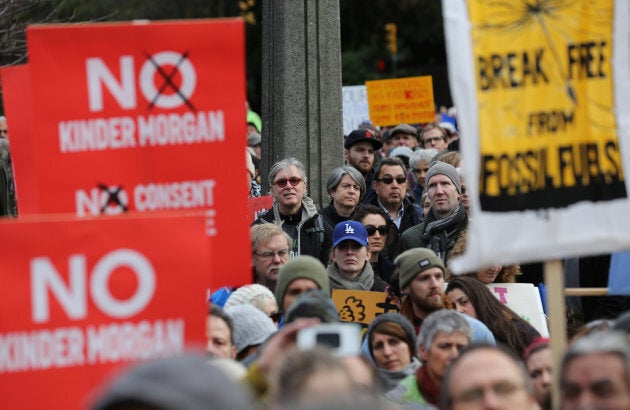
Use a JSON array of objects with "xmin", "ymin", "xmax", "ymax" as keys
[
  {"xmin": 378, "ymin": 357, "xmax": 421, "ymax": 392},
  {"xmin": 328, "ymin": 262, "xmax": 375, "ymax": 291}
]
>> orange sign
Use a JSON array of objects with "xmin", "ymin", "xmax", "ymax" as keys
[
  {"xmin": 332, "ymin": 289, "xmax": 399, "ymax": 325},
  {"xmin": 2, "ymin": 19, "xmax": 250, "ymax": 289},
  {"xmin": 0, "ymin": 213, "xmax": 210, "ymax": 409},
  {"xmin": 366, "ymin": 76, "xmax": 435, "ymax": 126}
]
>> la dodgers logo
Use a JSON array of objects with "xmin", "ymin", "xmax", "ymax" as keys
[{"xmin": 345, "ymin": 223, "xmax": 355, "ymax": 234}]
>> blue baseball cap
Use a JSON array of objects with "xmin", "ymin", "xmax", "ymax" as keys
[{"xmin": 333, "ymin": 220, "xmax": 368, "ymax": 247}]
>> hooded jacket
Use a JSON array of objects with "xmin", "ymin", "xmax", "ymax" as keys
[{"xmin": 254, "ymin": 196, "xmax": 333, "ymax": 266}]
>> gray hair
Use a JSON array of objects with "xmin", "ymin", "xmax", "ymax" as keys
[
  {"xmin": 417, "ymin": 310, "xmax": 473, "ymax": 352},
  {"xmin": 268, "ymin": 157, "xmax": 308, "ymax": 187},
  {"xmin": 561, "ymin": 330, "xmax": 630, "ymax": 387},
  {"xmin": 326, "ymin": 166, "xmax": 366, "ymax": 199},
  {"xmin": 409, "ymin": 148, "xmax": 440, "ymax": 169}
]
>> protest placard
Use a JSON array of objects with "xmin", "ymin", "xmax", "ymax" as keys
[
  {"xmin": 0, "ymin": 213, "xmax": 210, "ymax": 409},
  {"xmin": 332, "ymin": 289, "xmax": 399, "ymax": 325},
  {"xmin": 342, "ymin": 85, "xmax": 370, "ymax": 135},
  {"xmin": 443, "ymin": 0, "xmax": 630, "ymax": 271},
  {"xmin": 366, "ymin": 76, "xmax": 435, "ymax": 127},
  {"xmin": 1, "ymin": 19, "xmax": 251, "ymax": 289}
]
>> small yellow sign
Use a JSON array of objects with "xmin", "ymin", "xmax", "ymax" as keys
[
  {"xmin": 366, "ymin": 76, "xmax": 435, "ymax": 127},
  {"xmin": 331, "ymin": 289, "xmax": 399, "ymax": 325}
]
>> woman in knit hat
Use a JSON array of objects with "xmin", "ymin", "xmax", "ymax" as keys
[{"xmin": 365, "ymin": 313, "xmax": 420, "ymax": 392}]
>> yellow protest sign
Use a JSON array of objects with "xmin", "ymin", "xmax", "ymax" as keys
[
  {"xmin": 366, "ymin": 76, "xmax": 435, "ymax": 127},
  {"xmin": 468, "ymin": 0, "xmax": 626, "ymax": 211},
  {"xmin": 331, "ymin": 289, "xmax": 399, "ymax": 325}
]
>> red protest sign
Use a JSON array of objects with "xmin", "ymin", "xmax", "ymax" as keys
[
  {"xmin": 248, "ymin": 194, "xmax": 273, "ymax": 222},
  {"xmin": 4, "ymin": 19, "xmax": 250, "ymax": 289},
  {"xmin": 0, "ymin": 64, "xmax": 36, "ymax": 208},
  {"xmin": 0, "ymin": 213, "xmax": 210, "ymax": 409}
]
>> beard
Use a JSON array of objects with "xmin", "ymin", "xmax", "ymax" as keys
[{"xmin": 408, "ymin": 290, "xmax": 444, "ymax": 314}]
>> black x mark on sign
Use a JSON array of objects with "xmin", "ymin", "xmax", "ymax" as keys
[
  {"xmin": 97, "ymin": 184, "xmax": 128, "ymax": 214},
  {"xmin": 145, "ymin": 51, "xmax": 197, "ymax": 112}
]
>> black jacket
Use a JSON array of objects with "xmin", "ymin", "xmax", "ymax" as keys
[{"xmin": 253, "ymin": 197, "xmax": 333, "ymax": 266}]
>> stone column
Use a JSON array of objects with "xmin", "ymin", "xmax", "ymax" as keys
[{"xmin": 261, "ymin": 0, "xmax": 343, "ymax": 208}]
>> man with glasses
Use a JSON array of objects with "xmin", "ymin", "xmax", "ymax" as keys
[
  {"xmin": 366, "ymin": 157, "xmax": 423, "ymax": 259},
  {"xmin": 401, "ymin": 161, "xmax": 467, "ymax": 266},
  {"xmin": 253, "ymin": 157, "xmax": 333, "ymax": 265},
  {"xmin": 327, "ymin": 220, "xmax": 387, "ymax": 292},
  {"xmin": 420, "ymin": 123, "xmax": 449, "ymax": 152},
  {"xmin": 440, "ymin": 344, "xmax": 538, "ymax": 410},
  {"xmin": 251, "ymin": 224, "xmax": 292, "ymax": 292}
]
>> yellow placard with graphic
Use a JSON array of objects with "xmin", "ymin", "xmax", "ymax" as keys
[
  {"xmin": 366, "ymin": 76, "xmax": 435, "ymax": 127},
  {"xmin": 331, "ymin": 289, "xmax": 399, "ymax": 325},
  {"xmin": 468, "ymin": 0, "xmax": 626, "ymax": 211}
]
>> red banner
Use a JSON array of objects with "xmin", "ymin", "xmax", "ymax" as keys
[
  {"xmin": 0, "ymin": 213, "xmax": 210, "ymax": 409},
  {"xmin": 2, "ymin": 19, "xmax": 251, "ymax": 289}
]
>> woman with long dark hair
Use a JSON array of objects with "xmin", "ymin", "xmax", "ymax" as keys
[{"xmin": 445, "ymin": 276, "xmax": 540, "ymax": 357}]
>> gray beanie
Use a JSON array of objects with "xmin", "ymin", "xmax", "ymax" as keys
[
  {"xmin": 425, "ymin": 161, "xmax": 461, "ymax": 193},
  {"xmin": 225, "ymin": 304, "xmax": 277, "ymax": 355},
  {"xmin": 274, "ymin": 255, "xmax": 329, "ymax": 312},
  {"xmin": 365, "ymin": 313, "xmax": 417, "ymax": 359},
  {"xmin": 395, "ymin": 248, "xmax": 445, "ymax": 291},
  {"xmin": 90, "ymin": 354, "xmax": 252, "ymax": 410}
]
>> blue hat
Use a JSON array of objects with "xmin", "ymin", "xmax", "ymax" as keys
[{"xmin": 333, "ymin": 221, "xmax": 368, "ymax": 247}]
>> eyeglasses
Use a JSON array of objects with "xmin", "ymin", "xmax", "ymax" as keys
[
  {"xmin": 274, "ymin": 177, "xmax": 302, "ymax": 188},
  {"xmin": 254, "ymin": 249, "xmax": 290, "ymax": 259},
  {"xmin": 365, "ymin": 224, "xmax": 388, "ymax": 236},
  {"xmin": 423, "ymin": 136, "xmax": 443, "ymax": 144},
  {"xmin": 377, "ymin": 176, "xmax": 407, "ymax": 185}
]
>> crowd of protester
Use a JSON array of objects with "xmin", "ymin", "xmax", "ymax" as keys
[{"xmin": 3, "ymin": 108, "xmax": 628, "ymax": 409}]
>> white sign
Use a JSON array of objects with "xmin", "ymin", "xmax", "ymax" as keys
[
  {"xmin": 442, "ymin": 0, "xmax": 630, "ymax": 272},
  {"xmin": 487, "ymin": 283, "xmax": 548, "ymax": 337},
  {"xmin": 342, "ymin": 85, "xmax": 370, "ymax": 135}
]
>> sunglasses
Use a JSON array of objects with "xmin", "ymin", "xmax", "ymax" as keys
[
  {"xmin": 377, "ymin": 176, "xmax": 407, "ymax": 185},
  {"xmin": 274, "ymin": 177, "xmax": 302, "ymax": 188},
  {"xmin": 365, "ymin": 224, "xmax": 388, "ymax": 236}
]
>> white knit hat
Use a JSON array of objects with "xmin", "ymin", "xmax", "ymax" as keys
[
  {"xmin": 224, "ymin": 284, "xmax": 275, "ymax": 310},
  {"xmin": 224, "ymin": 304, "xmax": 277, "ymax": 355}
]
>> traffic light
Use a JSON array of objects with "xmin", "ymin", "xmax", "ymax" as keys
[{"xmin": 384, "ymin": 23, "xmax": 397, "ymax": 55}]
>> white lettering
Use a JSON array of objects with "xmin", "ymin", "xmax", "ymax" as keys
[
  {"xmin": 59, "ymin": 116, "xmax": 136, "ymax": 153},
  {"xmin": 0, "ymin": 327, "xmax": 84, "ymax": 373},
  {"xmin": 134, "ymin": 179, "xmax": 216, "ymax": 211},
  {"xmin": 30, "ymin": 256, "xmax": 87, "ymax": 323},
  {"xmin": 30, "ymin": 249, "xmax": 156, "ymax": 322},
  {"xmin": 137, "ymin": 110, "xmax": 224, "ymax": 146},
  {"xmin": 90, "ymin": 249, "xmax": 155, "ymax": 318},
  {"xmin": 139, "ymin": 51, "xmax": 197, "ymax": 109},
  {"xmin": 86, "ymin": 319, "xmax": 184, "ymax": 364},
  {"xmin": 86, "ymin": 56, "xmax": 136, "ymax": 112}
]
